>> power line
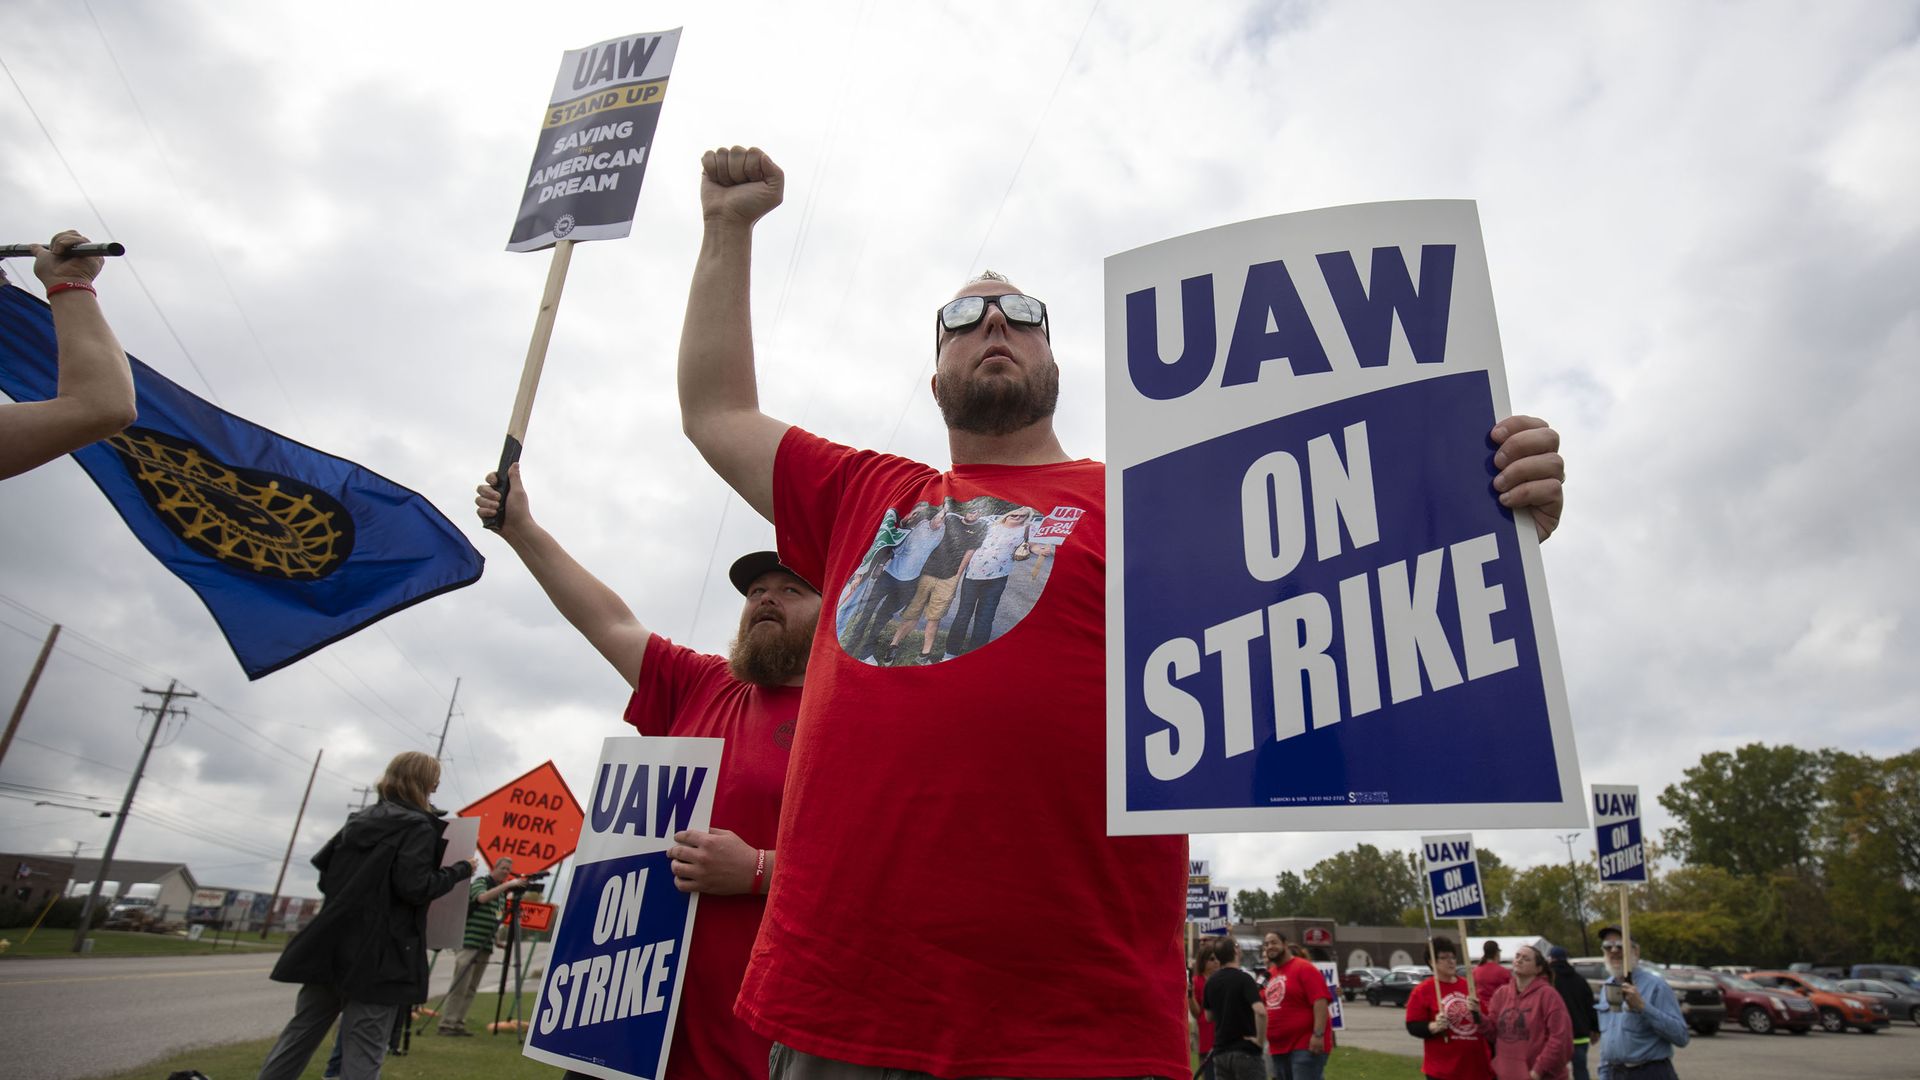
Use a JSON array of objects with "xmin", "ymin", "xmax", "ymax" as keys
[
  {"xmin": 78, "ymin": 0, "xmax": 304, "ymax": 426},
  {"xmin": 0, "ymin": 49, "xmax": 224, "ymax": 402}
]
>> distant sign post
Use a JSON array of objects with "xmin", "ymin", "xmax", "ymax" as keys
[
  {"xmin": 1104, "ymin": 201, "xmax": 1585, "ymax": 836},
  {"xmin": 523, "ymin": 736, "xmax": 719, "ymax": 1080},
  {"xmin": 1592, "ymin": 783, "xmax": 1645, "ymax": 973},
  {"xmin": 1204, "ymin": 885, "xmax": 1229, "ymax": 935},
  {"xmin": 458, "ymin": 761, "xmax": 586, "ymax": 876},
  {"xmin": 1422, "ymin": 831, "xmax": 1488, "ymax": 1003}
]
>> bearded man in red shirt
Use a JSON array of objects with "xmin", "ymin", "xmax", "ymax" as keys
[
  {"xmin": 478, "ymin": 470, "xmax": 816, "ymax": 1079},
  {"xmin": 677, "ymin": 146, "xmax": 1568, "ymax": 1080}
]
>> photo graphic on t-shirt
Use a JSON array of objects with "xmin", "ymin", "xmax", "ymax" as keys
[{"xmin": 834, "ymin": 495, "xmax": 1081, "ymax": 666}]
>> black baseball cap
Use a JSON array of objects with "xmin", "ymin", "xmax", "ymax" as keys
[
  {"xmin": 728, "ymin": 551, "xmax": 815, "ymax": 596},
  {"xmin": 1598, "ymin": 925, "xmax": 1625, "ymax": 942}
]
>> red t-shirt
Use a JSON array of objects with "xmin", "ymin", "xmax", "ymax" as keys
[
  {"xmin": 624, "ymin": 634, "xmax": 797, "ymax": 1080},
  {"xmin": 1474, "ymin": 961, "xmax": 1513, "ymax": 1013},
  {"xmin": 1193, "ymin": 970, "xmax": 1215, "ymax": 1053},
  {"xmin": 1264, "ymin": 956, "xmax": 1334, "ymax": 1054},
  {"xmin": 735, "ymin": 428, "xmax": 1189, "ymax": 1079},
  {"xmin": 1405, "ymin": 976, "xmax": 1493, "ymax": 1080}
]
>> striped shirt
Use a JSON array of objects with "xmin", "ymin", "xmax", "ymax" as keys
[{"xmin": 463, "ymin": 876, "xmax": 503, "ymax": 951}]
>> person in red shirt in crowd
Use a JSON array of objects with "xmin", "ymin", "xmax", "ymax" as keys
[
  {"xmin": 477, "ymin": 470, "xmax": 814, "ymax": 1080},
  {"xmin": 1488, "ymin": 944, "xmax": 1573, "ymax": 1080},
  {"xmin": 679, "ymin": 145, "xmax": 1568, "ymax": 1080},
  {"xmin": 1263, "ymin": 937, "xmax": 1333, "ymax": 1080},
  {"xmin": 1193, "ymin": 943, "xmax": 1223, "ymax": 1079},
  {"xmin": 1477, "ymin": 941, "xmax": 1515, "ymax": 1015},
  {"xmin": 1407, "ymin": 936, "xmax": 1494, "ymax": 1080}
]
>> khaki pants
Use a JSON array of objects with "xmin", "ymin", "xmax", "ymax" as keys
[{"xmin": 437, "ymin": 946, "xmax": 492, "ymax": 1031}]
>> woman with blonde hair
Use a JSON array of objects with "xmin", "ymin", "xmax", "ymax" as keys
[{"xmin": 257, "ymin": 751, "xmax": 473, "ymax": 1080}]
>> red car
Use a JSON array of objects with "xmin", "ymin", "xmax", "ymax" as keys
[
  {"xmin": 1747, "ymin": 970, "xmax": 1890, "ymax": 1033},
  {"xmin": 1681, "ymin": 969, "xmax": 1817, "ymax": 1035}
]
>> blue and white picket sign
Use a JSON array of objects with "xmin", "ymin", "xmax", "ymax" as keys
[
  {"xmin": 1204, "ymin": 885, "xmax": 1230, "ymax": 934},
  {"xmin": 1592, "ymin": 784, "xmax": 1647, "ymax": 884},
  {"xmin": 1315, "ymin": 960, "xmax": 1345, "ymax": 1031},
  {"xmin": 1186, "ymin": 858, "xmax": 1211, "ymax": 922},
  {"xmin": 522, "ymin": 736, "xmax": 721, "ymax": 1080},
  {"xmin": 1421, "ymin": 832, "xmax": 1488, "ymax": 920},
  {"xmin": 1105, "ymin": 201, "xmax": 1585, "ymax": 834}
]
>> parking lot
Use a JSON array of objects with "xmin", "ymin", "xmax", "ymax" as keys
[{"xmin": 1330, "ymin": 988, "xmax": 1920, "ymax": 1079}]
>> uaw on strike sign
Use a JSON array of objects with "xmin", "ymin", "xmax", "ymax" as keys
[
  {"xmin": 523, "ymin": 736, "xmax": 718, "ymax": 1080},
  {"xmin": 506, "ymin": 29, "xmax": 681, "ymax": 252},
  {"xmin": 1105, "ymin": 201, "xmax": 1584, "ymax": 834},
  {"xmin": 459, "ymin": 761, "xmax": 585, "ymax": 875},
  {"xmin": 1592, "ymin": 783, "xmax": 1647, "ymax": 884}
]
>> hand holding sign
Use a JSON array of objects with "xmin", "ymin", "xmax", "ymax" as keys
[
  {"xmin": 667, "ymin": 827, "xmax": 759, "ymax": 895},
  {"xmin": 1489, "ymin": 415, "xmax": 1564, "ymax": 540},
  {"xmin": 700, "ymin": 147, "xmax": 784, "ymax": 226}
]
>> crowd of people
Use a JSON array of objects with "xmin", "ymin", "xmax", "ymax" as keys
[{"xmin": 9, "ymin": 136, "xmax": 1573, "ymax": 1080}]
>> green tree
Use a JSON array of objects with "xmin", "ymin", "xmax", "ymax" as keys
[
  {"xmin": 1233, "ymin": 887, "xmax": 1277, "ymax": 922},
  {"xmin": 1476, "ymin": 848, "xmax": 1514, "ymax": 929},
  {"xmin": 1819, "ymin": 750, "xmax": 1920, "ymax": 961},
  {"xmin": 1503, "ymin": 863, "xmax": 1585, "ymax": 948},
  {"xmin": 1272, "ymin": 870, "xmax": 1313, "ymax": 915},
  {"xmin": 1305, "ymin": 844, "xmax": 1421, "ymax": 925},
  {"xmin": 1659, "ymin": 743, "xmax": 1830, "ymax": 877}
]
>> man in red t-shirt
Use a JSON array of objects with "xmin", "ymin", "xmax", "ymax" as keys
[
  {"xmin": 677, "ymin": 145, "xmax": 1570, "ymax": 1080},
  {"xmin": 1263, "ymin": 937, "xmax": 1333, "ymax": 1080},
  {"xmin": 1406, "ymin": 936, "xmax": 1493, "ymax": 1080},
  {"xmin": 477, "ymin": 471, "xmax": 816, "ymax": 1080}
]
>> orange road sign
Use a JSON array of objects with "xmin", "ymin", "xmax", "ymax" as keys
[{"xmin": 458, "ymin": 761, "xmax": 584, "ymax": 875}]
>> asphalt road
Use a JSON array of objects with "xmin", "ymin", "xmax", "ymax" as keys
[
  {"xmin": 1332, "ymin": 990, "xmax": 1920, "ymax": 1080},
  {"xmin": 0, "ymin": 945, "xmax": 551, "ymax": 1080}
]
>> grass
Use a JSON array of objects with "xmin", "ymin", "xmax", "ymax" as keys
[
  {"xmin": 1325, "ymin": 1046, "xmax": 1427, "ymax": 1078},
  {"xmin": 0, "ymin": 927, "xmax": 288, "ymax": 958},
  {"xmin": 79, "ymin": 993, "xmax": 547, "ymax": 1080}
]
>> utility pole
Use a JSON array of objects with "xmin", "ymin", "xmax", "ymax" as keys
[
  {"xmin": 434, "ymin": 677, "xmax": 461, "ymax": 760},
  {"xmin": 0, "ymin": 623, "xmax": 60, "ymax": 770},
  {"xmin": 1558, "ymin": 831, "xmax": 1591, "ymax": 955},
  {"xmin": 262, "ymin": 749, "xmax": 323, "ymax": 939},
  {"xmin": 348, "ymin": 786, "xmax": 375, "ymax": 813},
  {"xmin": 73, "ymin": 681, "xmax": 195, "ymax": 953}
]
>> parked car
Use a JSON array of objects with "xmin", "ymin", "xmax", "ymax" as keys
[
  {"xmin": 1642, "ymin": 963, "xmax": 1726, "ymax": 1035},
  {"xmin": 1568, "ymin": 959, "xmax": 1725, "ymax": 1035},
  {"xmin": 1341, "ymin": 966, "xmax": 1389, "ymax": 1002},
  {"xmin": 1837, "ymin": 979, "xmax": 1920, "ymax": 1027},
  {"xmin": 1787, "ymin": 962, "xmax": 1847, "ymax": 979},
  {"xmin": 1367, "ymin": 971, "xmax": 1425, "ymax": 1007},
  {"xmin": 1748, "ymin": 970, "xmax": 1890, "ymax": 1033},
  {"xmin": 1681, "ymin": 968, "xmax": 1817, "ymax": 1035},
  {"xmin": 1391, "ymin": 964, "xmax": 1433, "ymax": 978},
  {"xmin": 1849, "ymin": 964, "xmax": 1920, "ymax": 990}
]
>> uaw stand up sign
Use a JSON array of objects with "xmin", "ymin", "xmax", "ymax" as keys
[
  {"xmin": 1106, "ymin": 202, "xmax": 1584, "ymax": 834},
  {"xmin": 522, "ymin": 736, "xmax": 720, "ymax": 1080},
  {"xmin": 506, "ymin": 30, "xmax": 681, "ymax": 252}
]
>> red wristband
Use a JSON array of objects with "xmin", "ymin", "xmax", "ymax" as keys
[
  {"xmin": 46, "ymin": 281, "xmax": 98, "ymax": 299},
  {"xmin": 752, "ymin": 849, "xmax": 767, "ymax": 895}
]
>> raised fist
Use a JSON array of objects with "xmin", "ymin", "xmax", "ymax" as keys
[{"xmin": 700, "ymin": 146, "xmax": 784, "ymax": 226}]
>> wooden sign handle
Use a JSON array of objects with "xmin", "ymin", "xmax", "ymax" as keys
[{"xmin": 486, "ymin": 239, "xmax": 574, "ymax": 531}]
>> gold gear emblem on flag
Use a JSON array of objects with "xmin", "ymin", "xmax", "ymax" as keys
[{"xmin": 108, "ymin": 428, "xmax": 354, "ymax": 579}]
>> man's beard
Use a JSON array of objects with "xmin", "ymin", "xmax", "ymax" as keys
[
  {"xmin": 935, "ymin": 358, "xmax": 1060, "ymax": 436},
  {"xmin": 728, "ymin": 612, "xmax": 814, "ymax": 686}
]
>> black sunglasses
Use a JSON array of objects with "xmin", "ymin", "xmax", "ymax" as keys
[{"xmin": 934, "ymin": 293, "xmax": 1049, "ymax": 349}]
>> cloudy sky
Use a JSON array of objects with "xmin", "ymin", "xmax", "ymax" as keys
[{"xmin": 1, "ymin": 1, "xmax": 1914, "ymax": 914}]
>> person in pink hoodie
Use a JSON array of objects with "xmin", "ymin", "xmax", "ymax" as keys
[{"xmin": 1488, "ymin": 943, "xmax": 1573, "ymax": 1080}]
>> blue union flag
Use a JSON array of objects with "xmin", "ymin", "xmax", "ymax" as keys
[{"xmin": 0, "ymin": 284, "xmax": 482, "ymax": 678}]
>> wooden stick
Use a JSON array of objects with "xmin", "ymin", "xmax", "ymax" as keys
[
  {"xmin": 1459, "ymin": 918, "xmax": 1477, "ymax": 1004},
  {"xmin": 486, "ymin": 239, "xmax": 575, "ymax": 531},
  {"xmin": 1619, "ymin": 886, "xmax": 1634, "ymax": 978}
]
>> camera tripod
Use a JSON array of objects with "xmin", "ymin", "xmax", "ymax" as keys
[{"xmin": 490, "ymin": 886, "xmax": 533, "ymax": 1037}]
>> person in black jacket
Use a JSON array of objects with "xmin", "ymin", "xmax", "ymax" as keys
[
  {"xmin": 256, "ymin": 751, "xmax": 474, "ymax": 1080},
  {"xmin": 1548, "ymin": 946, "xmax": 1599, "ymax": 1080}
]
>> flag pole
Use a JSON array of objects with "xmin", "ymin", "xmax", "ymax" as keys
[{"xmin": 486, "ymin": 239, "xmax": 574, "ymax": 530}]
